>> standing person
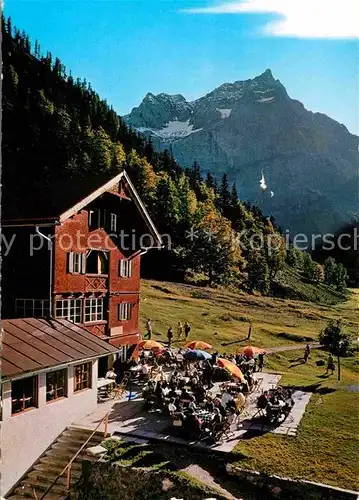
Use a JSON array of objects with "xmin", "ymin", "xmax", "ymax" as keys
[
  {"xmin": 177, "ymin": 321, "xmax": 183, "ymax": 341},
  {"xmin": 257, "ymin": 353, "xmax": 264, "ymax": 372},
  {"xmin": 326, "ymin": 354, "xmax": 335, "ymax": 375},
  {"xmin": 211, "ymin": 351, "xmax": 219, "ymax": 366},
  {"xmin": 167, "ymin": 326, "xmax": 174, "ymax": 348},
  {"xmin": 203, "ymin": 360, "xmax": 213, "ymax": 389},
  {"xmin": 145, "ymin": 318, "xmax": 152, "ymax": 339},
  {"xmin": 304, "ymin": 344, "xmax": 311, "ymax": 363},
  {"xmin": 184, "ymin": 321, "xmax": 191, "ymax": 340}
]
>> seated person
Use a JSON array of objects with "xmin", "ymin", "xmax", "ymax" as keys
[
  {"xmin": 205, "ymin": 397, "xmax": 215, "ymax": 412},
  {"xmin": 168, "ymin": 398, "xmax": 177, "ymax": 414},
  {"xmin": 139, "ymin": 361, "xmax": 149, "ymax": 379},
  {"xmin": 184, "ymin": 408, "xmax": 202, "ymax": 436},
  {"xmin": 234, "ymin": 392, "xmax": 246, "ymax": 413},
  {"xmin": 188, "ymin": 399, "xmax": 197, "ymax": 411},
  {"xmin": 213, "ymin": 395, "xmax": 227, "ymax": 417},
  {"xmin": 212, "ymin": 407, "xmax": 222, "ymax": 425},
  {"xmin": 194, "ymin": 385, "xmax": 206, "ymax": 403},
  {"xmin": 105, "ymin": 367, "xmax": 117, "ymax": 380},
  {"xmin": 170, "ymin": 371, "xmax": 179, "ymax": 384},
  {"xmin": 221, "ymin": 391, "xmax": 233, "ymax": 408},
  {"xmin": 257, "ymin": 391, "xmax": 269, "ymax": 410},
  {"xmin": 226, "ymin": 407, "xmax": 237, "ymax": 426},
  {"xmin": 181, "ymin": 388, "xmax": 191, "ymax": 401}
]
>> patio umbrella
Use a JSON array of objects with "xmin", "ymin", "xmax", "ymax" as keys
[
  {"xmin": 184, "ymin": 340, "xmax": 212, "ymax": 350},
  {"xmin": 237, "ymin": 346, "xmax": 265, "ymax": 358},
  {"xmin": 138, "ymin": 339, "xmax": 164, "ymax": 350},
  {"xmin": 217, "ymin": 358, "xmax": 245, "ymax": 382},
  {"xmin": 184, "ymin": 349, "xmax": 212, "ymax": 361}
]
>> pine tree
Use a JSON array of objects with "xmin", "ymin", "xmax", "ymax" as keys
[
  {"xmin": 205, "ymin": 172, "xmax": 215, "ymax": 189},
  {"xmin": 332, "ymin": 263, "xmax": 348, "ymax": 291},
  {"xmin": 324, "ymin": 257, "xmax": 337, "ymax": 286},
  {"xmin": 246, "ymin": 251, "xmax": 270, "ymax": 295},
  {"xmin": 303, "ymin": 252, "xmax": 316, "ymax": 281},
  {"xmin": 219, "ymin": 173, "xmax": 231, "ymax": 217},
  {"xmin": 231, "ymin": 182, "xmax": 238, "ymax": 206},
  {"xmin": 6, "ymin": 16, "xmax": 12, "ymax": 36}
]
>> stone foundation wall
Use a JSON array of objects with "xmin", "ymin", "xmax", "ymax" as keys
[{"xmin": 226, "ymin": 464, "xmax": 359, "ymax": 500}]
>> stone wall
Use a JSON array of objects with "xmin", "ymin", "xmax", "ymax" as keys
[
  {"xmin": 226, "ymin": 464, "xmax": 359, "ymax": 500},
  {"xmin": 75, "ymin": 461, "xmax": 228, "ymax": 500}
]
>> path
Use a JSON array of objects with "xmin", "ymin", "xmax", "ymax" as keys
[
  {"xmin": 265, "ymin": 342, "xmax": 320, "ymax": 354},
  {"xmin": 182, "ymin": 464, "xmax": 240, "ymax": 500}
]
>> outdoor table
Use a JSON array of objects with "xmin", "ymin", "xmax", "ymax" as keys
[{"xmin": 97, "ymin": 378, "xmax": 115, "ymax": 391}]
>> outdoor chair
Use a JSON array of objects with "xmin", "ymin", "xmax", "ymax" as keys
[{"xmin": 108, "ymin": 377, "xmax": 128, "ymax": 400}]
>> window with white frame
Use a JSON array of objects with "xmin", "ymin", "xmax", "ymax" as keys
[
  {"xmin": 119, "ymin": 259, "xmax": 132, "ymax": 278},
  {"xmin": 110, "ymin": 213, "xmax": 117, "ymax": 232},
  {"xmin": 67, "ymin": 252, "xmax": 85, "ymax": 274},
  {"xmin": 85, "ymin": 298, "xmax": 104, "ymax": 323},
  {"xmin": 118, "ymin": 302, "xmax": 133, "ymax": 321},
  {"xmin": 15, "ymin": 299, "xmax": 50, "ymax": 318},
  {"xmin": 55, "ymin": 299, "xmax": 82, "ymax": 323}
]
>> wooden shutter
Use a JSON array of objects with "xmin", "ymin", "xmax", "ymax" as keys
[
  {"xmin": 119, "ymin": 260, "xmax": 124, "ymax": 277},
  {"xmin": 68, "ymin": 252, "xmax": 74, "ymax": 273},
  {"xmin": 81, "ymin": 253, "xmax": 87, "ymax": 274}
]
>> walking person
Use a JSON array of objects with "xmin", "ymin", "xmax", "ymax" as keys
[
  {"xmin": 177, "ymin": 321, "xmax": 183, "ymax": 341},
  {"xmin": 167, "ymin": 326, "xmax": 174, "ymax": 348},
  {"xmin": 326, "ymin": 354, "xmax": 335, "ymax": 375},
  {"xmin": 184, "ymin": 321, "xmax": 191, "ymax": 340},
  {"xmin": 257, "ymin": 352, "xmax": 264, "ymax": 372},
  {"xmin": 145, "ymin": 318, "xmax": 152, "ymax": 339}
]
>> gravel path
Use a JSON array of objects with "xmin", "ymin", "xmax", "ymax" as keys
[{"xmin": 265, "ymin": 342, "xmax": 320, "ymax": 354}]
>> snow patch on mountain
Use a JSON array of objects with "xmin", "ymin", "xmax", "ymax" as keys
[
  {"xmin": 137, "ymin": 119, "xmax": 202, "ymax": 140},
  {"xmin": 217, "ymin": 108, "xmax": 232, "ymax": 119},
  {"xmin": 257, "ymin": 97, "xmax": 276, "ymax": 103}
]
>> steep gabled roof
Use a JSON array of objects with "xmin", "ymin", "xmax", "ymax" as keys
[{"xmin": 2, "ymin": 169, "xmax": 162, "ymax": 247}]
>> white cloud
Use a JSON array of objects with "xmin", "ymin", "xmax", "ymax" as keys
[{"xmin": 181, "ymin": 0, "xmax": 359, "ymax": 39}]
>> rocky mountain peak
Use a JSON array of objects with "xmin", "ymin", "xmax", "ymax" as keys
[{"xmin": 125, "ymin": 70, "xmax": 358, "ymax": 238}]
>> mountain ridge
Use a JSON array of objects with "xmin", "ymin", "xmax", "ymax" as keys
[{"xmin": 125, "ymin": 70, "xmax": 359, "ymax": 238}]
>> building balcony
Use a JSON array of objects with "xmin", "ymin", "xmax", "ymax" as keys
[{"xmin": 84, "ymin": 274, "xmax": 108, "ymax": 292}]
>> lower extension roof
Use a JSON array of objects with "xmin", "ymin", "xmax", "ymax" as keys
[{"xmin": 1, "ymin": 317, "xmax": 119, "ymax": 381}]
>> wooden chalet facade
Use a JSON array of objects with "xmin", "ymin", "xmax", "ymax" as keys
[{"xmin": 2, "ymin": 170, "xmax": 162, "ymax": 352}]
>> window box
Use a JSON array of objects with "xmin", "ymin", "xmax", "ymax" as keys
[
  {"xmin": 11, "ymin": 376, "xmax": 38, "ymax": 415},
  {"xmin": 74, "ymin": 363, "xmax": 92, "ymax": 392}
]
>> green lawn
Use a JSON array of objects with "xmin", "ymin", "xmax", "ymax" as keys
[
  {"xmin": 234, "ymin": 348, "xmax": 359, "ymax": 490},
  {"xmin": 139, "ymin": 281, "xmax": 359, "ymax": 490}
]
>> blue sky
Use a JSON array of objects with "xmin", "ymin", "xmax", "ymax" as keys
[{"xmin": 5, "ymin": 0, "xmax": 359, "ymax": 134}]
